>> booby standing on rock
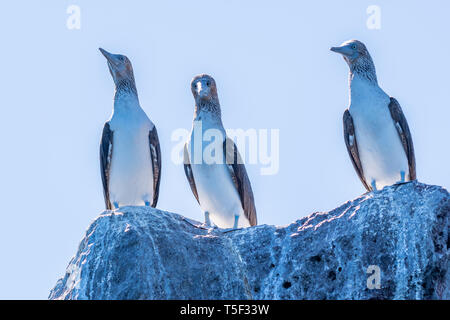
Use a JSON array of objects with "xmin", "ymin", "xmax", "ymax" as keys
[
  {"xmin": 99, "ymin": 48, "xmax": 161, "ymax": 209},
  {"xmin": 330, "ymin": 40, "xmax": 416, "ymax": 191},
  {"xmin": 183, "ymin": 74, "xmax": 257, "ymax": 229}
]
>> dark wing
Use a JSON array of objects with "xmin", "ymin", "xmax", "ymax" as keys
[
  {"xmin": 388, "ymin": 97, "xmax": 416, "ymax": 180},
  {"xmin": 223, "ymin": 138, "xmax": 257, "ymax": 226},
  {"xmin": 100, "ymin": 122, "xmax": 113, "ymax": 210},
  {"xmin": 148, "ymin": 125, "xmax": 162, "ymax": 207},
  {"xmin": 183, "ymin": 143, "xmax": 200, "ymax": 204},
  {"xmin": 343, "ymin": 110, "xmax": 372, "ymax": 192}
]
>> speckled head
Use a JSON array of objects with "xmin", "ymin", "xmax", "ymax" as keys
[
  {"xmin": 330, "ymin": 40, "xmax": 370, "ymax": 64},
  {"xmin": 330, "ymin": 40, "xmax": 377, "ymax": 82},
  {"xmin": 191, "ymin": 74, "xmax": 219, "ymax": 105},
  {"xmin": 99, "ymin": 48, "xmax": 136, "ymax": 88}
]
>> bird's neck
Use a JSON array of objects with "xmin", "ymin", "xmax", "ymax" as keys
[
  {"xmin": 193, "ymin": 100, "xmax": 222, "ymax": 124},
  {"xmin": 113, "ymin": 78, "xmax": 141, "ymax": 112},
  {"xmin": 348, "ymin": 56, "xmax": 379, "ymax": 102},
  {"xmin": 349, "ymin": 55, "xmax": 378, "ymax": 85}
]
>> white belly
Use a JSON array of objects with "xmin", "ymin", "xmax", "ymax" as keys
[
  {"xmin": 188, "ymin": 129, "xmax": 248, "ymax": 228},
  {"xmin": 350, "ymin": 100, "xmax": 409, "ymax": 190},
  {"xmin": 109, "ymin": 124, "xmax": 154, "ymax": 207}
]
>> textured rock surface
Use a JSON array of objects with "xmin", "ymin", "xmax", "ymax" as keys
[{"xmin": 49, "ymin": 182, "xmax": 449, "ymax": 300}]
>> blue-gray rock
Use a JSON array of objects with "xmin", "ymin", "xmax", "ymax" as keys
[{"xmin": 49, "ymin": 182, "xmax": 449, "ymax": 300}]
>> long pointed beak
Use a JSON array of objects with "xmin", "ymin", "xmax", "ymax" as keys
[
  {"xmin": 99, "ymin": 48, "xmax": 117, "ymax": 66},
  {"xmin": 193, "ymin": 81, "xmax": 210, "ymax": 100},
  {"xmin": 330, "ymin": 46, "xmax": 341, "ymax": 53},
  {"xmin": 197, "ymin": 82, "xmax": 209, "ymax": 97},
  {"xmin": 330, "ymin": 45, "xmax": 352, "ymax": 56}
]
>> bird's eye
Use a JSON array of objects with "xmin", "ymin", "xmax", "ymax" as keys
[
  {"xmin": 351, "ymin": 44, "xmax": 357, "ymax": 50},
  {"xmin": 206, "ymin": 81, "xmax": 211, "ymax": 87}
]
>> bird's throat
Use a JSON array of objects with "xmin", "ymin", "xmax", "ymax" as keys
[
  {"xmin": 349, "ymin": 56, "xmax": 378, "ymax": 85},
  {"xmin": 194, "ymin": 100, "xmax": 222, "ymax": 120},
  {"xmin": 113, "ymin": 84, "xmax": 140, "ymax": 113},
  {"xmin": 114, "ymin": 78, "xmax": 138, "ymax": 99}
]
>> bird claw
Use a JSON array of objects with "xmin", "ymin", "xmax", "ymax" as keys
[
  {"xmin": 220, "ymin": 227, "xmax": 241, "ymax": 233},
  {"xmin": 200, "ymin": 222, "xmax": 216, "ymax": 230},
  {"xmin": 181, "ymin": 217, "xmax": 208, "ymax": 230}
]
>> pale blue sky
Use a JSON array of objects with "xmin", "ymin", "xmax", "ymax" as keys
[{"xmin": 0, "ymin": 1, "xmax": 448, "ymax": 299}]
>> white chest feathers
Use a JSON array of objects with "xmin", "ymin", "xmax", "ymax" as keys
[
  {"xmin": 187, "ymin": 113, "xmax": 248, "ymax": 228},
  {"xmin": 108, "ymin": 105, "xmax": 154, "ymax": 207},
  {"xmin": 349, "ymin": 78, "xmax": 409, "ymax": 190}
]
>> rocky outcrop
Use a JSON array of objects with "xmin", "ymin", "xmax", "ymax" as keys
[{"xmin": 49, "ymin": 182, "xmax": 449, "ymax": 300}]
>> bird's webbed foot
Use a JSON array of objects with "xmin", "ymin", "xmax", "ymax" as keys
[{"xmin": 221, "ymin": 215, "xmax": 241, "ymax": 233}]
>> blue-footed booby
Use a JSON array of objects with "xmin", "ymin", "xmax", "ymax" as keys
[
  {"xmin": 99, "ymin": 48, "xmax": 161, "ymax": 209},
  {"xmin": 183, "ymin": 74, "xmax": 257, "ymax": 229},
  {"xmin": 330, "ymin": 40, "xmax": 416, "ymax": 191}
]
